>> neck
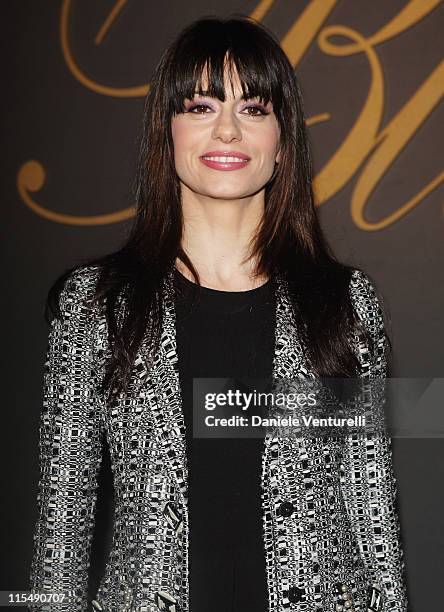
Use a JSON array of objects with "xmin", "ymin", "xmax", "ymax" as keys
[{"xmin": 178, "ymin": 186, "xmax": 267, "ymax": 291}]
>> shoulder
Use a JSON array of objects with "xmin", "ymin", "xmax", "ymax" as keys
[
  {"xmin": 50, "ymin": 263, "xmax": 102, "ymax": 322},
  {"xmin": 63, "ymin": 263, "xmax": 101, "ymax": 295},
  {"xmin": 348, "ymin": 268, "xmax": 386, "ymax": 332}
]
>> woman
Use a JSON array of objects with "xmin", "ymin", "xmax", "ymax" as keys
[{"xmin": 29, "ymin": 15, "xmax": 409, "ymax": 612}]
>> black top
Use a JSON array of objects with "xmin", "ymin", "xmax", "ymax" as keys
[{"xmin": 173, "ymin": 267, "xmax": 276, "ymax": 612}]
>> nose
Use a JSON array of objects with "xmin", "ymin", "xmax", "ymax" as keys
[{"xmin": 211, "ymin": 107, "xmax": 242, "ymax": 143}]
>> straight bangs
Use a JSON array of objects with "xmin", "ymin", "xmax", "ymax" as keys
[{"xmin": 167, "ymin": 19, "xmax": 284, "ymax": 117}]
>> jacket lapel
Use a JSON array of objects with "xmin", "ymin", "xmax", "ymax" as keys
[{"xmin": 132, "ymin": 268, "xmax": 310, "ymax": 509}]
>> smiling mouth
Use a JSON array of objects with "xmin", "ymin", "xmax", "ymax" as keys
[
  {"xmin": 199, "ymin": 155, "xmax": 251, "ymax": 171},
  {"xmin": 201, "ymin": 155, "xmax": 249, "ymax": 162}
]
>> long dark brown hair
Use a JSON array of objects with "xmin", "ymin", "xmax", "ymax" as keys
[{"xmin": 46, "ymin": 15, "xmax": 389, "ymax": 400}]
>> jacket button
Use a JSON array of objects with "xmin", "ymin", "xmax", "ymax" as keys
[
  {"xmin": 279, "ymin": 500, "xmax": 295, "ymax": 517},
  {"xmin": 288, "ymin": 586, "xmax": 304, "ymax": 603}
]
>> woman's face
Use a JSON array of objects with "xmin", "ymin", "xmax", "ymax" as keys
[{"xmin": 170, "ymin": 69, "xmax": 281, "ymax": 201}]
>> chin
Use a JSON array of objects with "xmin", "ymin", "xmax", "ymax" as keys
[
  {"xmin": 205, "ymin": 189, "xmax": 253, "ymax": 200},
  {"xmin": 202, "ymin": 182, "xmax": 264, "ymax": 197}
]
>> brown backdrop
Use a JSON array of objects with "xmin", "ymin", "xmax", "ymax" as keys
[{"xmin": 2, "ymin": 1, "xmax": 443, "ymax": 610}]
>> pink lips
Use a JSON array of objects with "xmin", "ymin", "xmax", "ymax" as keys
[{"xmin": 199, "ymin": 150, "xmax": 251, "ymax": 171}]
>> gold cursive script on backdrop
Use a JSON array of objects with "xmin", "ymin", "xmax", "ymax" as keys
[{"xmin": 17, "ymin": 0, "xmax": 443, "ymax": 229}]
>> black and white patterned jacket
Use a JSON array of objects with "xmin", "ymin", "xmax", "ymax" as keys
[{"xmin": 29, "ymin": 264, "xmax": 409, "ymax": 612}]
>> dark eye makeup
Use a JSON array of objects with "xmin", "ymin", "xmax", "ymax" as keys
[{"xmin": 183, "ymin": 100, "xmax": 271, "ymax": 116}]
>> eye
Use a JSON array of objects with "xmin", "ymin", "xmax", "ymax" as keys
[
  {"xmin": 242, "ymin": 104, "xmax": 270, "ymax": 117},
  {"xmin": 185, "ymin": 103, "xmax": 212, "ymax": 114},
  {"xmin": 183, "ymin": 101, "xmax": 271, "ymax": 116}
]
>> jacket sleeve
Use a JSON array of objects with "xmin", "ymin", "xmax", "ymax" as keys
[
  {"xmin": 28, "ymin": 268, "xmax": 104, "ymax": 611},
  {"xmin": 340, "ymin": 270, "xmax": 409, "ymax": 611}
]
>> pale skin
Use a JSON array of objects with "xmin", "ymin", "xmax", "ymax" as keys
[{"xmin": 170, "ymin": 61, "xmax": 281, "ymax": 291}]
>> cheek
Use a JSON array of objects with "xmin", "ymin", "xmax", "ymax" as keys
[
  {"xmin": 253, "ymin": 125, "xmax": 280, "ymax": 157},
  {"xmin": 171, "ymin": 119, "xmax": 200, "ymax": 161},
  {"xmin": 170, "ymin": 120, "xmax": 186, "ymax": 161}
]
